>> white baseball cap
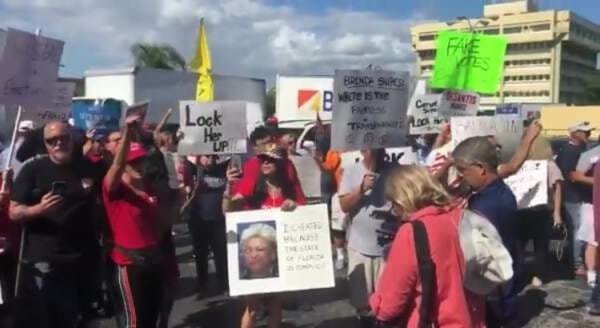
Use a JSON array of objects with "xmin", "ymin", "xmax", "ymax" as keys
[
  {"xmin": 568, "ymin": 121, "xmax": 594, "ymax": 133},
  {"xmin": 18, "ymin": 120, "xmax": 35, "ymax": 133}
]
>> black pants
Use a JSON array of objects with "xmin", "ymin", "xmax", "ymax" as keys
[
  {"xmin": 517, "ymin": 207, "xmax": 552, "ymax": 281},
  {"xmin": 0, "ymin": 255, "xmax": 16, "ymax": 328},
  {"xmin": 188, "ymin": 219, "xmax": 228, "ymax": 290},
  {"xmin": 113, "ymin": 263, "xmax": 163, "ymax": 328}
]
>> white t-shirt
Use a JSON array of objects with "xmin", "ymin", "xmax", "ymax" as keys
[{"xmin": 162, "ymin": 151, "xmax": 184, "ymax": 189}]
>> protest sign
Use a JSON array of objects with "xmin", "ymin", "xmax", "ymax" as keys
[
  {"xmin": 496, "ymin": 103, "xmax": 521, "ymax": 116},
  {"xmin": 340, "ymin": 147, "xmax": 417, "ymax": 168},
  {"xmin": 226, "ymin": 204, "xmax": 334, "ymax": 296},
  {"xmin": 504, "ymin": 160, "xmax": 548, "ymax": 209},
  {"xmin": 22, "ymin": 82, "xmax": 75, "ymax": 124},
  {"xmin": 125, "ymin": 100, "xmax": 149, "ymax": 124},
  {"xmin": 430, "ymin": 31, "xmax": 507, "ymax": 94},
  {"xmin": 331, "ymin": 69, "xmax": 409, "ymax": 151},
  {"xmin": 0, "ymin": 28, "xmax": 64, "ymax": 106},
  {"xmin": 439, "ymin": 90, "xmax": 479, "ymax": 117},
  {"xmin": 408, "ymin": 94, "xmax": 445, "ymax": 135},
  {"xmin": 178, "ymin": 100, "xmax": 247, "ymax": 155},
  {"xmin": 71, "ymin": 98, "xmax": 123, "ymax": 134},
  {"xmin": 451, "ymin": 116, "xmax": 523, "ymax": 162}
]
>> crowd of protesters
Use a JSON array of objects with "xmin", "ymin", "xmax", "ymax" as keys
[{"xmin": 0, "ymin": 112, "xmax": 599, "ymax": 328}]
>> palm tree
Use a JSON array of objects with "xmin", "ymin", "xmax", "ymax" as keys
[{"xmin": 130, "ymin": 42, "xmax": 187, "ymax": 71}]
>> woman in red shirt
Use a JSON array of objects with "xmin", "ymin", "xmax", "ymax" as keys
[
  {"xmin": 102, "ymin": 123, "xmax": 163, "ymax": 328},
  {"xmin": 223, "ymin": 145, "xmax": 305, "ymax": 328},
  {"xmin": 369, "ymin": 165, "xmax": 485, "ymax": 328}
]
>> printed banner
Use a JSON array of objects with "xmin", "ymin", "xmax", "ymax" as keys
[
  {"xmin": 125, "ymin": 100, "xmax": 149, "ymax": 124},
  {"xmin": 504, "ymin": 160, "xmax": 548, "ymax": 209},
  {"xmin": 178, "ymin": 100, "xmax": 247, "ymax": 155},
  {"xmin": 0, "ymin": 28, "xmax": 64, "ymax": 106},
  {"xmin": 331, "ymin": 69, "xmax": 409, "ymax": 151},
  {"xmin": 439, "ymin": 90, "xmax": 480, "ymax": 117},
  {"xmin": 71, "ymin": 98, "xmax": 123, "ymax": 135},
  {"xmin": 340, "ymin": 147, "xmax": 417, "ymax": 168},
  {"xmin": 430, "ymin": 31, "xmax": 507, "ymax": 94},
  {"xmin": 408, "ymin": 94, "xmax": 445, "ymax": 135},
  {"xmin": 226, "ymin": 204, "xmax": 334, "ymax": 296},
  {"xmin": 22, "ymin": 82, "xmax": 75, "ymax": 124},
  {"xmin": 451, "ymin": 116, "xmax": 523, "ymax": 162}
]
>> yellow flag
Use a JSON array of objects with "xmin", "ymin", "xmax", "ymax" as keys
[{"xmin": 191, "ymin": 19, "xmax": 214, "ymax": 102}]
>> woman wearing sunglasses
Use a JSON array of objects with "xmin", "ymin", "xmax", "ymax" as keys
[{"xmin": 223, "ymin": 144, "xmax": 306, "ymax": 328}]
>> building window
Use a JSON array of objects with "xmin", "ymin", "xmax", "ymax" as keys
[
  {"xmin": 504, "ymin": 26, "xmax": 522, "ymax": 34},
  {"xmin": 531, "ymin": 24, "xmax": 551, "ymax": 32},
  {"xmin": 484, "ymin": 29, "xmax": 500, "ymax": 35},
  {"xmin": 419, "ymin": 34, "xmax": 435, "ymax": 41}
]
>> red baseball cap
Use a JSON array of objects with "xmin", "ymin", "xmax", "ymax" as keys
[{"xmin": 127, "ymin": 142, "xmax": 147, "ymax": 163}]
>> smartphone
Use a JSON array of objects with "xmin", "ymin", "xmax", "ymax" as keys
[
  {"xmin": 51, "ymin": 181, "xmax": 67, "ymax": 196},
  {"xmin": 229, "ymin": 155, "xmax": 243, "ymax": 175}
]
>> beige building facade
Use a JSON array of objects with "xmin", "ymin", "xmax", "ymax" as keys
[{"xmin": 410, "ymin": 0, "xmax": 600, "ymax": 110}]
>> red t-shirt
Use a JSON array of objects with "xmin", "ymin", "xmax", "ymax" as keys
[
  {"xmin": 102, "ymin": 178, "xmax": 160, "ymax": 265},
  {"xmin": 233, "ymin": 156, "xmax": 306, "ymax": 201}
]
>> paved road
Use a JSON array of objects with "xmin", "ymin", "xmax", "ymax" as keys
[{"xmin": 95, "ymin": 226, "xmax": 600, "ymax": 328}]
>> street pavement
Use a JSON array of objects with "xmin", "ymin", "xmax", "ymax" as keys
[{"xmin": 95, "ymin": 225, "xmax": 600, "ymax": 328}]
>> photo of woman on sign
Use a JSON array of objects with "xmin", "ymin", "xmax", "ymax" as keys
[{"xmin": 238, "ymin": 222, "xmax": 279, "ymax": 280}]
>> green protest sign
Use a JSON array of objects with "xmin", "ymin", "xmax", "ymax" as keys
[{"xmin": 429, "ymin": 31, "xmax": 508, "ymax": 94}]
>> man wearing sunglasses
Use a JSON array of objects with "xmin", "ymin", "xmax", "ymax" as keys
[{"xmin": 9, "ymin": 121, "xmax": 103, "ymax": 328}]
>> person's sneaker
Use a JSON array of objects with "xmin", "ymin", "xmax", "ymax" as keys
[
  {"xmin": 335, "ymin": 257, "xmax": 345, "ymax": 271},
  {"xmin": 531, "ymin": 276, "xmax": 543, "ymax": 288},
  {"xmin": 588, "ymin": 303, "xmax": 600, "ymax": 316}
]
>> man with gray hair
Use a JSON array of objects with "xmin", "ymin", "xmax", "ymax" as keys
[{"xmin": 452, "ymin": 136, "xmax": 518, "ymax": 327}]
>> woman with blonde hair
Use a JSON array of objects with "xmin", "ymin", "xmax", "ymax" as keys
[{"xmin": 369, "ymin": 165, "xmax": 485, "ymax": 328}]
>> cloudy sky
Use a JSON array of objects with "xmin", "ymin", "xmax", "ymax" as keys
[{"xmin": 0, "ymin": 0, "xmax": 596, "ymax": 85}]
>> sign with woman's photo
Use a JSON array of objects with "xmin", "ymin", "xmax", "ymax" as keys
[{"xmin": 225, "ymin": 204, "xmax": 334, "ymax": 296}]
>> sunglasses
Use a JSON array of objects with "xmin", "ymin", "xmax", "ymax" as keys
[
  {"xmin": 44, "ymin": 134, "xmax": 71, "ymax": 146},
  {"xmin": 258, "ymin": 155, "xmax": 277, "ymax": 164}
]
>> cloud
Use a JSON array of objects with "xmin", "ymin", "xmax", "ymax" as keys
[{"xmin": 0, "ymin": 0, "xmax": 429, "ymax": 85}]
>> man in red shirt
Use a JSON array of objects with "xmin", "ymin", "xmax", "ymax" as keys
[{"xmin": 234, "ymin": 126, "xmax": 304, "ymax": 200}]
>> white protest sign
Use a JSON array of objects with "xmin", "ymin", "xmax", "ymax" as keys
[
  {"xmin": 331, "ymin": 69, "xmax": 409, "ymax": 151},
  {"xmin": 340, "ymin": 147, "xmax": 417, "ymax": 169},
  {"xmin": 0, "ymin": 28, "xmax": 64, "ymax": 106},
  {"xmin": 226, "ymin": 204, "xmax": 334, "ymax": 296},
  {"xmin": 408, "ymin": 94, "xmax": 445, "ymax": 135},
  {"xmin": 439, "ymin": 90, "xmax": 479, "ymax": 117},
  {"xmin": 504, "ymin": 160, "xmax": 548, "ymax": 209},
  {"xmin": 451, "ymin": 116, "xmax": 523, "ymax": 162},
  {"xmin": 178, "ymin": 101, "xmax": 247, "ymax": 155},
  {"xmin": 22, "ymin": 82, "xmax": 75, "ymax": 123}
]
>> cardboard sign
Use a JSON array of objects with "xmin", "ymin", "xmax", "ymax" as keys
[
  {"xmin": 71, "ymin": 98, "xmax": 123, "ymax": 134},
  {"xmin": 0, "ymin": 28, "xmax": 64, "ymax": 106},
  {"xmin": 226, "ymin": 204, "xmax": 334, "ymax": 296},
  {"xmin": 408, "ymin": 94, "xmax": 445, "ymax": 135},
  {"xmin": 451, "ymin": 116, "xmax": 523, "ymax": 162},
  {"xmin": 22, "ymin": 82, "xmax": 75, "ymax": 123},
  {"xmin": 340, "ymin": 147, "xmax": 417, "ymax": 168},
  {"xmin": 504, "ymin": 160, "xmax": 548, "ymax": 209},
  {"xmin": 178, "ymin": 100, "xmax": 247, "ymax": 155},
  {"xmin": 430, "ymin": 31, "xmax": 507, "ymax": 94},
  {"xmin": 439, "ymin": 90, "xmax": 480, "ymax": 117},
  {"xmin": 331, "ymin": 69, "xmax": 409, "ymax": 151},
  {"xmin": 125, "ymin": 100, "xmax": 149, "ymax": 124}
]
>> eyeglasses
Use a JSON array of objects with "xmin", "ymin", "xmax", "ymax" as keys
[{"xmin": 44, "ymin": 134, "xmax": 71, "ymax": 146}]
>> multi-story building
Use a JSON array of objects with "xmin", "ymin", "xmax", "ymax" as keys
[{"xmin": 410, "ymin": 0, "xmax": 600, "ymax": 110}]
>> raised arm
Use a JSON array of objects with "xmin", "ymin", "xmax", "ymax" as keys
[
  {"xmin": 498, "ymin": 121, "xmax": 542, "ymax": 178},
  {"xmin": 104, "ymin": 123, "xmax": 133, "ymax": 193},
  {"xmin": 222, "ymin": 166, "xmax": 245, "ymax": 213},
  {"xmin": 153, "ymin": 108, "xmax": 173, "ymax": 147}
]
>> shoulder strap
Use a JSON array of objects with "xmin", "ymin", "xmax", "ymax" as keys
[{"xmin": 409, "ymin": 220, "xmax": 435, "ymax": 328}]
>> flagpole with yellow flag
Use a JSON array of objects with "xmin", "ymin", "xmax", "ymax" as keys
[{"xmin": 191, "ymin": 18, "xmax": 214, "ymax": 102}]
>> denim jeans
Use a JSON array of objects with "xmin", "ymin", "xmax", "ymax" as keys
[
  {"xmin": 564, "ymin": 202, "xmax": 584, "ymax": 268},
  {"xmin": 15, "ymin": 262, "xmax": 82, "ymax": 328}
]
